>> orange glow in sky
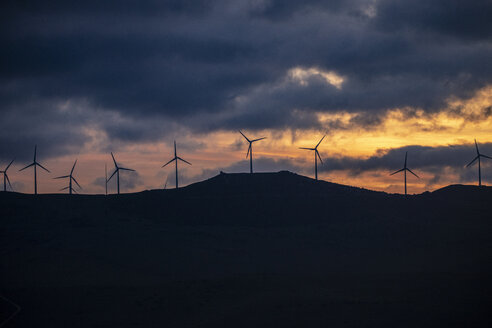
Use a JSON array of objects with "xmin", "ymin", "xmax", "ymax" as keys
[{"xmin": 5, "ymin": 86, "xmax": 492, "ymax": 195}]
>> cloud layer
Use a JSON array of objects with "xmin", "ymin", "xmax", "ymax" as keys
[{"xmin": 2, "ymin": 1, "xmax": 491, "ymax": 140}]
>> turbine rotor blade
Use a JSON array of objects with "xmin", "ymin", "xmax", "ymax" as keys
[
  {"xmin": 72, "ymin": 176, "xmax": 82, "ymax": 189},
  {"xmin": 19, "ymin": 162, "xmax": 35, "ymax": 171},
  {"xmin": 108, "ymin": 168, "xmax": 118, "ymax": 181},
  {"xmin": 60, "ymin": 186, "xmax": 69, "ymax": 191},
  {"xmin": 299, "ymin": 147, "xmax": 315, "ymax": 150},
  {"xmin": 481, "ymin": 154, "xmax": 492, "ymax": 160},
  {"xmin": 316, "ymin": 150, "xmax": 323, "ymax": 164},
  {"xmin": 475, "ymin": 139, "xmax": 480, "ymax": 155},
  {"xmin": 6, "ymin": 174, "xmax": 13, "ymax": 191},
  {"xmin": 162, "ymin": 157, "xmax": 176, "ymax": 168},
  {"xmin": 390, "ymin": 168, "xmax": 405, "ymax": 176},
  {"xmin": 71, "ymin": 160, "xmax": 77, "ymax": 174},
  {"xmin": 119, "ymin": 167, "xmax": 135, "ymax": 172},
  {"xmin": 251, "ymin": 137, "xmax": 266, "ymax": 142},
  {"xmin": 407, "ymin": 168, "xmax": 420, "ymax": 178},
  {"xmin": 246, "ymin": 144, "xmax": 251, "ymax": 158},
  {"xmin": 466, "ymin": 156, "xmax": 479, "ymax": 167},
  {"xmin": 34, "ymin": 145, "xmax": 37, "ymax": 161},
  {"xmin": 53, "ymin": 175, "xmax": 70, "ymax": 179},
  {"xmin": 111, "ymin": 152, "xmax": 118, "ymax": 167},
  {"xmin": 37, "ymin": 162, "xmax": 50, "ymax": 173},
  {"xmin": 239, "ymin": 130, "xmax": 250, "ymax": 142},
  {"xmin": 177, "ymin": 157, "xmax": 192, "ymax": 165},
  {"xmin": 315, "ymin": 135, "xmax": 326, "ymax": 149},
  {"xmin": 5, "ymin": 158, "xmax": 15, "ymax": 171}
]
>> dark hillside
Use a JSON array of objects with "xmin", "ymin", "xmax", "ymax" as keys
[{"xmin": 1, "ymin": 172, "xmax": 491, "ymax": 327}]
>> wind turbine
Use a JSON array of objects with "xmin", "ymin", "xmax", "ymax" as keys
[
  {"xmin": 390, "ymin": 151, "xmax": 419, "ymax": 195},
  {"xmin": 239, "ymin": 130, "xmax": 266, "ymax": 174},
  {"xmin": 105, "ymin": 163, "xmax": 108, "ymax": 196},
  {"xmin": 162, "ymin": 141, "xmax": 191, "ymax": 189},
  {"xmin": 1, "ymin": 159, "xmax": 15, "ymax": 192},
  {"xmin": 19, "ymin": 145, "xmax": 50, "ymax": 194},
  {"xmin": 107, "ymin": 152, "xmax": 136, "ymax": 194},
  {"xmin": 299, "ymin": 135, "xmax": 325, "ymax": 180},
  {"xmin": 53, "ymin": 160, "xmax": 81, "ymax": 194},
  {"xmin": 466, "ymin": 139, "xmax": 492, "ymax": 186}
]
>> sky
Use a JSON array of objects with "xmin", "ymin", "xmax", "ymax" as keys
[{"xmin": 1, "ymin": 0, "xmax": 492, "ymax": 194}]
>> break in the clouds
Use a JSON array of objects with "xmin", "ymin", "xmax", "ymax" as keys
[
  {"xmin": 320, "ymin": 142, "xmax": 492, "ymax": 185},
  {"xmin": 1, "ymin": 0, "xmax": 492, "ymax": 152},
  {"xmin": 322, "ymin": 143, "xmax": 492, "ymax": 173}
]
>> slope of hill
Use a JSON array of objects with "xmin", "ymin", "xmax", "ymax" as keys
[{"xmin": 1, "ymin": 172, "xmax": 491, "ymax": 327}]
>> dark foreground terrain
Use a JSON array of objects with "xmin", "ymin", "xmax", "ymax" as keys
[{"xmin": 1, "ymin": 171, "xmax": 491, "ymax": 327}]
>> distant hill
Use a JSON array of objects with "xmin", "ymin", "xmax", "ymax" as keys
[
  {"xmin": 176, "ymin": 170, "xmax": 378, "ymax": 196},
  {"xmin": 1, "ymin": 171, "xmax": 491, "ymax": 327},
  {"xmin": 1, "ymin": 171, "xmax": 491, "ymax": 225}
]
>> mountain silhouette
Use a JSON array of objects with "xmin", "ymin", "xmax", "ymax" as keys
[{"xmin": 1, "ymin": 171, "xmax": 491, "ymax": 327}]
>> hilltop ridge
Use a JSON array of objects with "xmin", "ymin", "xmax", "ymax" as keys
[
  {"xmin": 1, "ymin": 171, "xmax": 491, "ymax": 227},
  {"xmin": 150, "ymin": 170, "xmax": 381, "ymax": 197},
  {"xmin": 2, "ymin": 170, "xmax": 490, "ymax": 199}
]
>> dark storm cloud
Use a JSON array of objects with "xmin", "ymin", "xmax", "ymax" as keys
[
  {"xmin": 0, "ymin": 0, "xmax": 212, "ymax": 18},
  {"xmin": 375, "ymin": 0, "xmax": 492, "ymax": 41},
  {"xmin": 248, "ymin": 0, "xmax": 353, "ymax": 19},
  {"xmin": 0, "ymin": 100, "xmax": 91, "ymax": 161},
  {"xmin": 1, "ymin": 0, "xmax": 492, "ymax": 160}
]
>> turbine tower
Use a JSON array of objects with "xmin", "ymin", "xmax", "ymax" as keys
[
  {"xmin": 54, "ymin": 160, "xmax": 81, "ymax": 194},
  {"xmin": 105, "ymin": 163, "xmax": 108, "ymax": 196},
  {"xmin": 239, "ymin": 130, "xmax": 266, "ymax": 174},
  {"xmin": 19, "ymin": 145, "xmax": 50, "ymax": 194},
  {"xmin": 107, "ymin": 152, "xmax": 135, "ymax": 194},
  {"xmin": 390, "ymin": 151, "xmax": 419, "ymax": 195},
  {"xmin": 162, "ymin": 141, "xmax": 191, "ymax": 189},
  {"xmin": 300, "ymin": 135, "xmax": 325, "ymax": 180},
  {"xmin": 1, "ymin": 159, "xmax": 15, "ymax": 192},
  {"xmin": 466, "ymin": 139, "xmax": 492, "ymax": 186}
]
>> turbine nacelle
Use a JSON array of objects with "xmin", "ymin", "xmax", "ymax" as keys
[
  {"xmin": 466, "ymin": 139, "xmax": 492, "ymax": 186},
  {"xmin": 390, "ymin": 151, "xmax": 419, "ymax": 195},
  {"xmin": 299, "ymin": 135, "xmax": 325, "ymax": 180},
  {"xmin": 161, "ymin": 141, "xmax": 191, "ymax": 189},
  {"xmin": 54, "ymin": 159, "xmax": 82, "ymax": 194},
  {"xmin": 239, "ymin": 130, "xmax": 266, "ymax": 173},
  {"xmin": 107, "ymin": 152, "xmax": 136, "ymax": 194},
  {"xmin": 19, "ymin": 145, "xmax": 50, "ymax": 194}
]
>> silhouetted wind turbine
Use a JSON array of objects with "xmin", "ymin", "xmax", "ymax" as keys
[
  {"xmin": 107, "ymin": 152, "xmax": 135, "ymax": 194},
  {"xmin": 19, "ymin": 145, "xmax": 50, "ymax": 194},
  {"xmin": 162, "ymin": 141, "xmax": 191, "ymax": 189},
  {"xmin": 105, "ymin": 163, "xmax": 108, "ymax": 196},
  {"xmin": 1, "ymin": 159, "xmax": 15, "ymax": 192},
  {"xmin": 300, "ymin": 135, "xmax": 325, "ymax": 180},
  {"xmin": 466, "ymin": 139, "xmax": 492, "ymax": 186},
  {"xmin": 54, "ymin": 160, "xmax": 81, "ymax": 194},
  {"xmin": 390, "ymin": 151, "xmax": 419, "ymax": 195},
  {"xmin": 239, "ymin": 130, "xmax": 266, "ymax": 174}
]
